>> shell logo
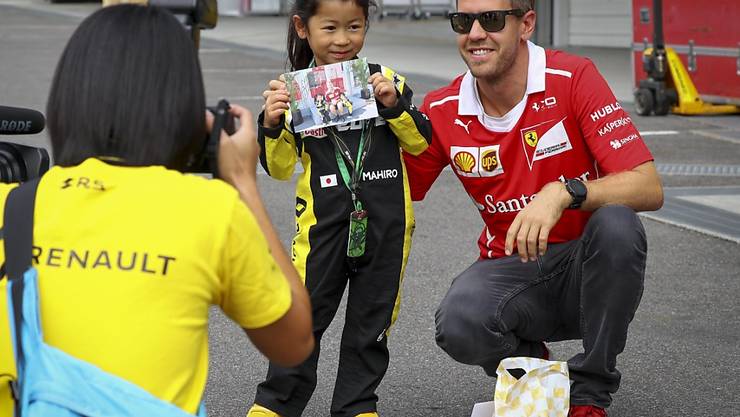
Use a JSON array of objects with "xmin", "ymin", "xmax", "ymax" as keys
[
  {"xmin": 453, "ymin": 151, "xmax": 476, "ymax": 173},
  {"xmin": 480, "ymin": 149, "xmax": 499, "ymax": 172}
]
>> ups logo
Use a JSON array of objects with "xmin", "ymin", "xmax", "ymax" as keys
[
  {"xmin": 480, "ymin": 150, "xmax": 499, "ymax": 172},
  {"xmin": 449, "ymin": 145, "xmax": 503, "ymax": 178}
]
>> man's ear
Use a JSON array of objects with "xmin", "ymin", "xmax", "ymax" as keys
[
  {"xmin": 520, "ymin": 10, "xmax": 536, "ymax": 41},
  {"xmin": 293, "ymin": 15, "xmax": 308, "ymax": 39}
]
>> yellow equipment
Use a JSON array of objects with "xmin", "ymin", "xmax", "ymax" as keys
[
  {"xmin": 633, "ymin": 0, "xmax": 740, "ymax": 116},
  {"xmin": 637, "ymin": 47, "xmax": 740, "ymax": 116}
]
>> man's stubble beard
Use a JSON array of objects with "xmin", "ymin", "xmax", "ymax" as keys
[{"xmin": 464, "ymin": 42, "xmax": 518, "ymax": 87}]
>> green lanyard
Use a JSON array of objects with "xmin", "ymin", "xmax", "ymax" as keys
[
  {"xmin": 329, "ymin": 122, "xmax": 371, "ymax": 212},
  {"xmin": 309, "ymin": 56, "xmax": 367, "ymax": 209}
]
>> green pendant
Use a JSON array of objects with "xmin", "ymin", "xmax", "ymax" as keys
[{"xmin": 347, "ymin": 209, "xmax": 368, "ymax": 257}]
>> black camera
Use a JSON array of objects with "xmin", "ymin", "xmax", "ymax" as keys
[
  {"xmin": 151, "ymin": 0, "xmax": 236, "ymax": 178},
  {"xmin": 1, "ymin": 0, "xmax": 229, "ymax": 183},
  {"xmin": 150, "ymin": 0, "xmax": 217, "ymax": 49},
  {"xmin": 0, "ymin": 105, "xmax": 51, "ymax": 183},
  {"xmin": 188, "ymin": 99, "xmax": 236, "ymax": 176}
]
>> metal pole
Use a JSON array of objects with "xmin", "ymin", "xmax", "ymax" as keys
[
  {"xmin": 653, "ymin": 0, "xmax": 664, "ymax": 49},
  {"xmin": 651, "ymin": 0, "xmax": 667, "ymax": 82}
]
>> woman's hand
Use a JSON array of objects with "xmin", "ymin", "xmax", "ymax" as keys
[
  {"xmin": 369, "ymin": 73, "xmax": 398, "ymax": 108},
  {"xmin": 206, "ymin": 104, "xmax": 259, "ymax": 187},
  {"xmin": 262, "ymin": 77, "xmax": 290, "ymax": 129}
]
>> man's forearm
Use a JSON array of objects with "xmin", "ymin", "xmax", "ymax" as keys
[{"xmin": 581, "ymin": 161, "xmax": 664, "ymax": 212}]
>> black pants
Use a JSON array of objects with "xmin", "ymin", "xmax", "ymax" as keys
[
  {"xmin": 435, "ymin": 206, "xmax": 647, "ymax": 408},
  {"xmin": 254, "ymin": 217, "xmax": 405, "ymax": 417}
]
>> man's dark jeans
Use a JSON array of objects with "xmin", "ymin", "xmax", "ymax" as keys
[{"xmin": 435, "ymin": 205, "xmax": 647, "ymax": 408}]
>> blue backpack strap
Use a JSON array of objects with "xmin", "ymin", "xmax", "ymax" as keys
[{"xmin": 3, "ymin": 178, "xmax": 40, "ymax": 417}]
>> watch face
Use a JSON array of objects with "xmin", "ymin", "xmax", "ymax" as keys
[
  {"xmin": 568, "ymin": 179, "xmax": 586, "ymax": 197},
  {"xmin": 566, "ymin": 179, "xmax": 587, "ymax": 208}
]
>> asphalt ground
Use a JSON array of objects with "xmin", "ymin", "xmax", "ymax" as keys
[{"xmin": 1, "ymin": 3, "xmax": 739, "ymax": 417}]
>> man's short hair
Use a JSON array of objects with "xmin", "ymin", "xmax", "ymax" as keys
[
  {"xmin": 456, "ymin": 0, "xmax": 534, "ymax": 12},
  {"xmin": 511, "ymin": 0, "xmax": 534, "ymax": 12}
]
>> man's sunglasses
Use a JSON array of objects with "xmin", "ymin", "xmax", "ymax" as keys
[{"xmin": 448, "ymin": 9, "xmax": 525, "ymax": 34}]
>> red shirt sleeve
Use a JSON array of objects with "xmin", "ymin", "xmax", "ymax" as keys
[
  {"xmin": 402, "ymin": 99, "xmax": 448, "ymax": 201},
  {"xmin": 572, "ymin": 59, "xmax": 654, "ymax": 174}
]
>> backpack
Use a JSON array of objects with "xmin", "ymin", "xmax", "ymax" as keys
[{"xmin": 3, "ymin": 179, "xmax": 207, "ymax": 417}]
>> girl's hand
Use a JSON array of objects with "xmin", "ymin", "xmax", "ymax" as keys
[
  {"xmin": 207, "ymin": 104, "xmax": 259, "ymax": 186},
  {"xmin": 262, "ymin": 76, "xmax": 290, "ymax": 128},
  {"xmin": 369, "ymin": 73, "xmax": 398, "ymax": 108}
]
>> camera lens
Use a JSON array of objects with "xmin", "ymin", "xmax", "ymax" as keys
[{"xmin": 0, "ymin": 143, "xmax": 26, "ymax": 183}]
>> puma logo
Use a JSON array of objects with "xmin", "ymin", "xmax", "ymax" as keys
[{"xmin": 454, "ymin": 118, "xmax": 472, "ymax": 134}]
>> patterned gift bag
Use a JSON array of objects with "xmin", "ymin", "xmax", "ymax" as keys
[{"xmin": 494, "ymin": 357, "xmax": 570, "ymax": 417}]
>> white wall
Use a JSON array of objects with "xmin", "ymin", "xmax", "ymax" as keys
[
  {"xmin": 568, "ymin": 0, "xmax": 632, "ymax": 47},
  {"xmin": 248, "ymin": 0, "xmax": 288, "ymax": 14}
]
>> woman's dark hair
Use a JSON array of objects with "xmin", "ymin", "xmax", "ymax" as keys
[
  {"xmin": 287, "ymin": 0, "xmax": 377, "ymax": 71},
  {"xmin": 46, "ymin": 5, "xmax": 206, "ymax": 170}
]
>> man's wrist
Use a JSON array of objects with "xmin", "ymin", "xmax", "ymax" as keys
[
  {"xmin": 564, "ymin": 178, "xmax": 588, "ymax": 209},
  {"xmin": 542, "ymin": 181, "xmax": 572, "ymax": 211},
  {"xmin": 556, "ymin": 181, "xmax": 573, "ymax": 210}
]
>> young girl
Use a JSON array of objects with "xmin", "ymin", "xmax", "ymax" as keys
[
  {"xmin": 314, "ymin": 93, "xmax": 330, "ymax": 124},
  {"xmin": 250, "ymin": 1, "xmax": 431, "ymax": 416}
]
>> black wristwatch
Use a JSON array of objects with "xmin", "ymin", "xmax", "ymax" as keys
[{"xmin": 564, "ymin": 178, "xmax": 587, "ymax": 209}]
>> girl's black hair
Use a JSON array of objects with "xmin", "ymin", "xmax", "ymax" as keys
[
  {"xmin": 287, "ymin": 0, "xmax": 377, "ymax": 71},
  {"xmin": 46, "ymin": 4, "xmax": 206, "ymax": 170}
]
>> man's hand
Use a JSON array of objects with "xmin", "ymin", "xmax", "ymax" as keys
[
  {"xmin": 369, "ymin": 73, "xmax": 398, "ymax": 108},
  {"xmin": 505, "ymin": 181, "xmax": 573, "ymax": 262},
  {"xmin": 262, "ymin": 77, "xmax": 290, "ymax": 129}
]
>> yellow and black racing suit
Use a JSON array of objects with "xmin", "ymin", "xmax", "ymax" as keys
[{"xmin": 254, "ymin": 64, "xmax": 432, "ymax": 417}]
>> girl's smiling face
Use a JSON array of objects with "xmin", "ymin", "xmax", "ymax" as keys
[{"xmin": 293, "ymin": 0, "xmax": 367, "ymax": 66}]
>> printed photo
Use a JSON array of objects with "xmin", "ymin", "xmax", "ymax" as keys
[{"xmin": 284, "ymin": 58, "xmax": 379, "ymax": 133}]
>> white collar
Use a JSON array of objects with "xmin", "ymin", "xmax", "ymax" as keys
[{"xmin": 458, "ymin": 41, "xmax": 546, "ymax": 117}]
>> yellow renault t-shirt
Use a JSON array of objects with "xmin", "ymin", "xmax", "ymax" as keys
[{"xmin": 0, "ymin": 158, "xmax": 291, "ymax": 415}]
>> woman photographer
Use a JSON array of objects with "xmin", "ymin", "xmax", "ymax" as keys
[{"xmin": 0, "ymin": 4, "xmax": 312, "ymax": 416}]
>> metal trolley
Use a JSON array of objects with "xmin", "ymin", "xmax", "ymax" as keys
[
  {"xmin": 632, "ymin": 0, "xmax": 740, "ymax": 115},
  {"xmin": 376, "ymin": 0, "xmax": 454, "ymax": 20}
]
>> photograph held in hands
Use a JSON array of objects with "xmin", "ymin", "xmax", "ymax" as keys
[{"xmin": 283, "ymin": 57, "xmax": 379, "ymax": 133}]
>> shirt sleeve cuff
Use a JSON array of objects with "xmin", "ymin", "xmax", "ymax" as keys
[
  {"xmin": 378, "ymin": 91, "xmax": 408, "ymax": 120},
  {"xmin": 258, "ymin": 111, "xmax": 286, "ymax": 138}
]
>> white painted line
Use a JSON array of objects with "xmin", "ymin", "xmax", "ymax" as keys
[
  {"xmin": 639, "ymin": 212, "xmax": 740, "ymax": 244},
  {"xmin": 0, "ymin": 2, "xmax": 90, "ymax": 19},
  {"xmin": 691, "ymin": 129, "xmax": 740, "ymax": 145},
  {"xmin": 677, "ymin": 195, "xmax": 740, "ymax": 217},
  {"xmin": 0, "ymin": 24, "xmax": 75, "ymax": 29},
  {"xmin": 199, "ymin": 49, "xmax": 233, "ymax": 54},
  {"xmin": 223, "ymin": 96, "xmax": 265, "ymax": 101},
  {"xmin": 201, "ymin": 68, "xmax": 285, "ymax": 74},
  {"xmin": 640, "ymin": 130, "xmax": 679, "ymax": 136}
]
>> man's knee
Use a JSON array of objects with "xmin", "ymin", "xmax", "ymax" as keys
[
  {"xmin": 586, "ymin": 205, "xmax": 647, "ymax": 260},
  {"xmin": 583, "ymin": 205, "xmax": 646, "ymax": 298},
  {"xmin": 434, "ymin": 284, "xmax": 510, "ymax": 366}
]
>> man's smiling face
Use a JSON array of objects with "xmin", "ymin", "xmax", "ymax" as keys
[{"xmin": 455, "ymin": 0, "xmax": 524, "ymax": 82}]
